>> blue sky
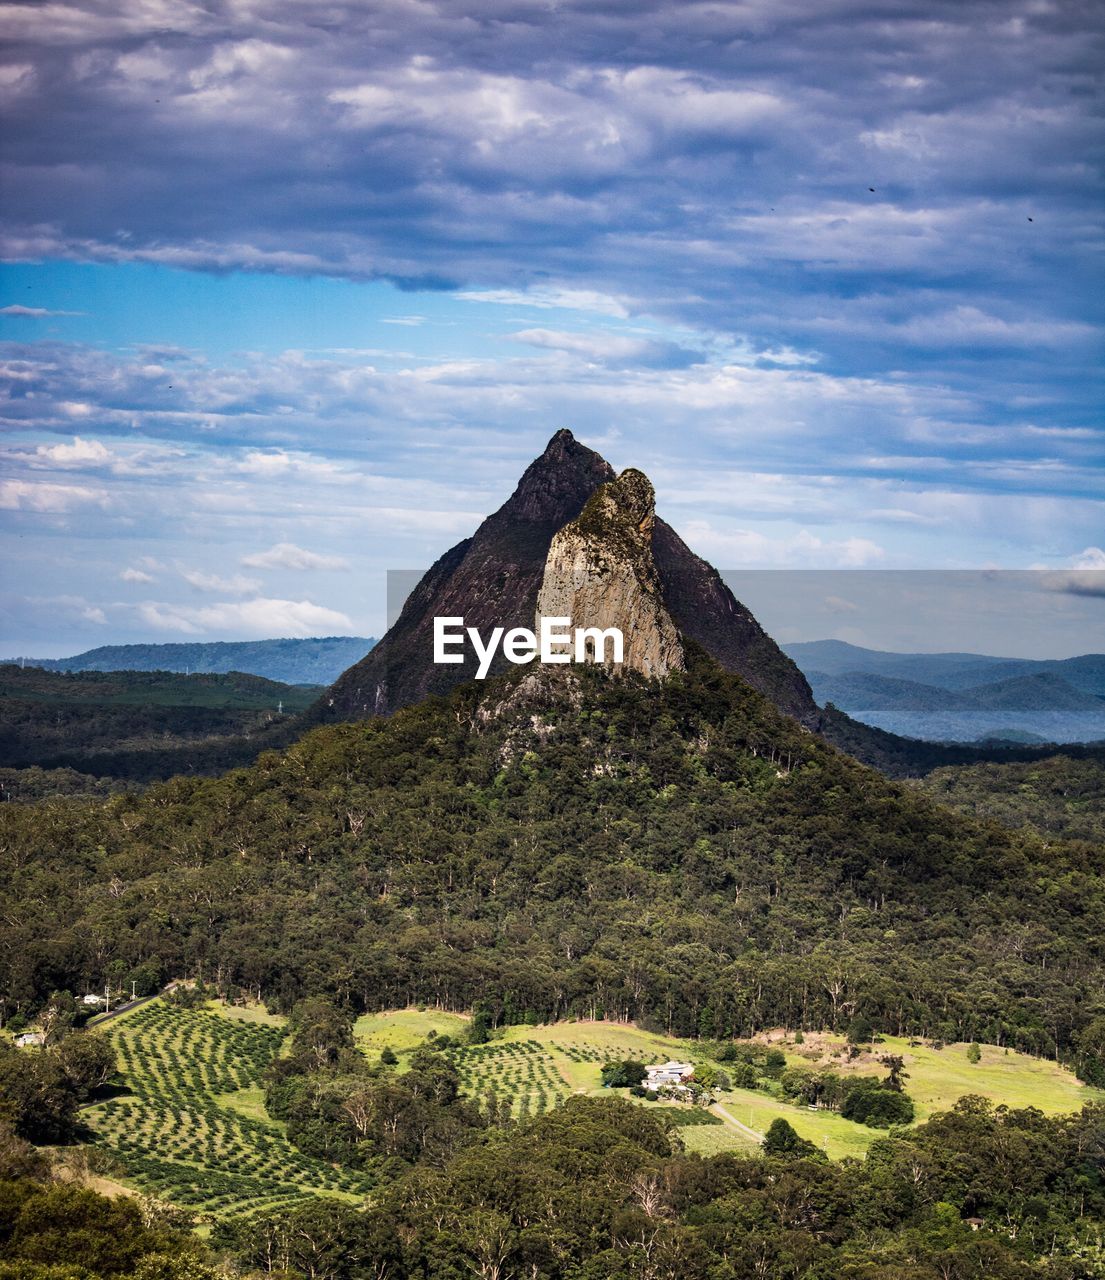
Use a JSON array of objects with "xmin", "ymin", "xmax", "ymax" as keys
[{"xmin": 1, "ymin": 0, "xmax": 1102, "ymax": 656}]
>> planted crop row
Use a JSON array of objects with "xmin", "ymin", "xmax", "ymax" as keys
[{"xmin": 90, "ymin": 1002, "xmax": 371, "ymax": 1219}]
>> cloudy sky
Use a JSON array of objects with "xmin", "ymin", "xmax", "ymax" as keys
[{"xmin": 1, "ymin": 0, "xmax": 1102, "ymax": 656}]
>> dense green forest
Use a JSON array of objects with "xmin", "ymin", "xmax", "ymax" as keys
[
  {"xmin": 919, "ymin": 755, "xmax": 1105, "ymax": 845},
  {"xmin": 2, "ymin": 651, "xmax": 1103, "ymax": 1078},
  {"xmin": 0, "ymin": 666, "xmax": 316, "ymax": 782}
]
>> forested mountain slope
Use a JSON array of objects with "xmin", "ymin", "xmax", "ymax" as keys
[
  {"xmin": 3, "ymin": 650, "xmax": 1103, "ymax": 1077},
  {"xmin": 0, "ymin": 665, "xmax": 317, "ymax": 782},
  {"xmin": 920, "ymin": 755, "xmax": 1105, "ymax": 845}
]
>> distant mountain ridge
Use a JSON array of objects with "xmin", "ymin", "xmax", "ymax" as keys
[
  {"xmin": 785, "ymin": 639, "xmax": 1105, "ymax": 695},
  {"xmin": 786, "ymin": 641, "xmax": 1105, "ymax": 745},
  {"xmin": 0, "ymin": 665, "xmax": 321, "ymax": 781},
  {"xmin": 6, "ymin": 636, "xmax": 376, "ymax": 687}
]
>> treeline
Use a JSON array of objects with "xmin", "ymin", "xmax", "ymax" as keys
[
  {"xmin": 209, "ymin": 1093, "xmax": 1105, "ymax": 1278},
  {"xmin": 2, "ymin": 654, "xmax": 1104, "ymax": 1074}
]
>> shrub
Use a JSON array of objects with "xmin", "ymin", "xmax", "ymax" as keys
[{"xmin": 841, "ymin": 1082, "xmax": 915, "ymax": 1127}]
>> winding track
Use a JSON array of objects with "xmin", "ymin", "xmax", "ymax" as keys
[{"xmin": 710, "ymin": 1102, "xmax": 764, "ymax": 1143}]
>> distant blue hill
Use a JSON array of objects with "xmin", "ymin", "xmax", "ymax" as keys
[
  {"xmin": 785, "ymin": 640, "xmax": 1105, "ymax": 696},
  {"xmin": 6, "ymin": 637, "xmax": 376, "ymax": 687},
  {"xmin": 786, "ymin": 641, "xmax": 1105, "ymax": 744}
]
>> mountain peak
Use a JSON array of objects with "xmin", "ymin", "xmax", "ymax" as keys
[
  {"xmin": 319, "ymin": 432, "xmax": 818, "ymax": 723},
  {"xmin": 492, "ymin": 429, "xmax": 615, "ymax": 530}
]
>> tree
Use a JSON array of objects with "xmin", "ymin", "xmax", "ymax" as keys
[
  {"xmin": 1075, "ymin": 1016, "xmax": 1105, "ymax": 1086},
  {"xmin": 847, "ymin": 1015, "xmax": 875, "ymax": 1046},
  {"xmin": 0, "ymin": 1043, "xmax": 79, "ymax": 1144},
  {"xmin": 762, "ymin": 1118, "xmax": 822, "ymax": 1159},
  {"xmin": 763, "ymin": 1048, "xmax": 787, "ymax": 1078},
  {"xmin": 287, "ymin": 998, "xmax": 353, "ymax": 1071},
  {"xmin": 841, "ymin": 1081, "xmax": 915, "ymax": 1127},
  {"xmin": 56, "ymin": 1033, "xmax": 116, "ymax": 1097},
  {"xmin": 879, "ymin": 1054, "xmax": 909, "ymax": 1091},
  {"xmin": 601, "ymin": 1060, "xmax": 647, "ymax": 1089},
  {"xmin": 967, "ymin": 1042, "xmax": 982, "ymax": 1064}
]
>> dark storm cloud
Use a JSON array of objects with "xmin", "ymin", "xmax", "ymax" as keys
[{"xmin": 1, "ymin": 1, "xmax": 1101, "ymax": 385}]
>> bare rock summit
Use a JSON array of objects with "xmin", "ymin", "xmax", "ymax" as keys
[{"xmin": 535, "ymin": 469, "xmax": 684, "ymax": 679}]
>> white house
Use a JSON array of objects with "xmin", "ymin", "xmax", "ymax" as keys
[
  {"xmin": 644, "ymin": 1061, "xmax": 693, "ymax": 1088},
  {"xmin": 81, "ymin": 994, "xmax": 106, "ymax": 1006},
  {"xmin": 14, "ymin": 1032, "xmax": 44, "ymax": 1047}
]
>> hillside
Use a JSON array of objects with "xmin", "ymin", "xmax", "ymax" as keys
[
  {"xmin": 788, "ymin": 639, "xmax": 1105, "ymax": 696},
  {"xmin": 7, "ymin": 636, "xmax": 376, "ymax": 686},
  {"xmin": 919, "ymin": 754, "xmax": 1105, "ymax": 845},
  {"xmin": 0, "ymin": 666, "xmax": 318, "ymax": 782},
  {"xmin": 3, "ymin": 650, "xmax": 1103, "ymax": 1075}
]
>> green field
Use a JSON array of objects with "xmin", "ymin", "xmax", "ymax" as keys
[
  {"xmin": 87, "ymin": 1001, "xmax": 371, "ymax": 1220},
  {"xmin": 361, "ymin": 1013, "xmax": 1104, "ymax": 1161},
  {"xmin": 86, "ymin": 1005, "xmax": 1102, "ymax": 1220},
  {"xmin": 354, "ymin": 1007, "xmax": 470, "ymax": 1054}
]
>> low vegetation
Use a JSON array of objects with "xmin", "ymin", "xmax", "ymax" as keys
[{"xmin": 84, "ymin": 1002, "xmax": 372, "ymax": 1219}]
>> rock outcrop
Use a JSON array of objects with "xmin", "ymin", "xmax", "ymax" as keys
[
  {"xmin": 315, "ymin": 429, "xmax": 820, "ymax": 726},
  {"xmin": 534, "ymin": 469, "xmax": 684, "ymax": 679}
]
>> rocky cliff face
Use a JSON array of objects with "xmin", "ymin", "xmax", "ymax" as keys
[
  {"xmin": 316, "ymin": 430, "xmax": 819, "ymax": 726},
  {"xmin": 535, "ymin": 469, "xmax": 684, "ymax": 679},
  {"xmin": 651, "ymin": 518, "xmax": 817, "ymax": 723}
]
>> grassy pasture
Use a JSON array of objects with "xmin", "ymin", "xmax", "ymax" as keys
[
  {"xmin": 205, "ymin": 998, "xmax": 287, "ymax": 1027},
  {"xmin": 363, "ymin": 1016, "xmax": 1102, "ymax": 1161},
  {"xmin": 713, "ymin": 1033, "xmax": 1104, "ymax": 1160},
  {"xmin": 354, "ymin": 1007, "xmax": 470, "ymax": 1055},
  {"xmin": 857, "ymin": 1035, "xmax": 1097, "ymax": 1122},
  {"xmin": 87, "ymin": 1000, "xmax": 371, "ymax": 1220}
]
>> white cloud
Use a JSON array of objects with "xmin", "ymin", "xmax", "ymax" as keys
[
  {"xmin": 120, "ymin": 566, "xmax": 155, "ymax": 583},
  {"xmin": 1041, "ymin": 546, "xmax": 1105, "ymax": 598},
  {"xmin": 241, "ymin": 542, "xmax": 350, "ymax": 571},
  {"xmin": 1073, "ymin": 547, "xmax": 1105, "ymax": 571},
  {"xmin": 235, "ymin": 449, "xmax": 351, "ymax": 482},
  {"xmin": 0, "ymin": 303, "xmax": 83, "ymax": 317},
  {"xmin": 682, "ymin": 521, "xmax": 886, "ymax": 568},
  {"xmin": 137, "ymin": 596, "xmax": 353, "ymax": 637},
  {"xmin": 509, "ymin": 327, "xmax": 697, "ymax": 365},
  {"xmin": 458, "ymin": 286, "xmax": 632, "ymax": 318},
  {"xmin": 0, "ymin": 478, "xmax": 108, "ymax": 512},
  {"xmin": 823, "ymin": 595, "xmax": 859, "ymax": 614},
  {"xmin": 34, "ymin": 436, "xmax": 113, "ymax": 467},
  {"xmin": 181, "ymin": 568, "xmax": 263, "ymax": 594},
  {"xmin": 82, "ymin": 605, "xmax": 108, "ymax": 624}
]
